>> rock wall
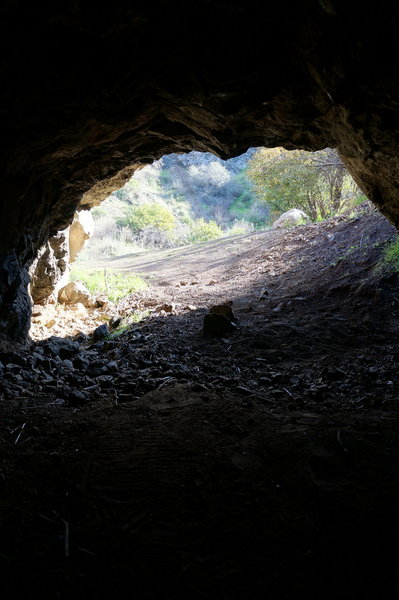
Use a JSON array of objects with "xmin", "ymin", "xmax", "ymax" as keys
[
  {"xmin": 69, "ymin": 211, "xmax": 95, "ymax": 264},
  {"xmin": 29, "ymin": 210, "xmax": 95, "ymax": 306},
  {"xmin": 0, "ymin": 2, "xmax": 398, "ymax": 338},
  {"xmin": 29, "ymin": 231, "xmax": 70, "ymax": 306}
]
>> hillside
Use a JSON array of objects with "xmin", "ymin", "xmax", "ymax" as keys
[
  {"xmin": 81, "ymin": 146, "xmax": 362, "ymax": 262},
  {"xmin": 81, "ymin": 149, "xmax": 270, "ymax": 260},
  {"xmin": 115, "ymin": 148, "xmax": 258, "ymax": 222}
]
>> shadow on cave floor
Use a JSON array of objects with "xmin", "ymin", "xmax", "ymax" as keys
[{"xmin": 1, "ymin": 205, "xmax": 399, "ymax": 598}]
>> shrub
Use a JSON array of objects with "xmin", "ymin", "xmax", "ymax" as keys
[
  {"xmin": 123, "ymin": 202, "xmax": 175, "ymax": 232},
  {"xmin": 189, "ymin": 218, "xmax": 224, "ymax": 243}
]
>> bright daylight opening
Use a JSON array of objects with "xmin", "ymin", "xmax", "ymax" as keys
[{"xmin": 29, "ymin": 147, "xmax": 367, "ymax": 341}]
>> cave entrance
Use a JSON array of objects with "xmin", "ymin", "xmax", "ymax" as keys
[
  {"xmin": 78, "ymin": 146, "xmax": 361, "ymax": 266},
  {"xmin": 29, "ymin": 146, "xmax": 368, "ymax": 342}
]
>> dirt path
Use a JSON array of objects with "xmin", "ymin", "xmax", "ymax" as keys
[
  {"xmin": 83, "ymin": 229, "xmax": 283, "ymax": 285},
  {"xmin": 2, "ymin": 206, "xmax": 399, "ymax": 599}
]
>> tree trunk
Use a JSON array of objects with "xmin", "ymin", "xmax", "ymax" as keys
[{"xmin": 331, "ymin": 167, "xmax": 345, "ymax": 211}]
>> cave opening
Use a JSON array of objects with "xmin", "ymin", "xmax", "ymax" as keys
[
  {"xmin": 2, "ymin": 3, "xmax": 399, "ymax": 597},
  {"xmin": 28, "ymin": 145, "xmax": 365, "ymax": 342}
]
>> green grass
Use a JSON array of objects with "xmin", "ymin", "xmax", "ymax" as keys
[
  {"xmin": 70, "ymin": 267, "xmax": 148, "ymax": 302},
  {"xmin": 382, "ymin": 236, "xmax": 399, "ymax": 271},
  {"xmin": 109, "ymin": 311, "xmax": 151, "ymax": 337}
]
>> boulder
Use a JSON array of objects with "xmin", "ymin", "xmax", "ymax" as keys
[
  {"xmin": 58, "ymin": 281, "xmax": 97, "ymax": 308},
  {"xmin": 272, "ymin": 209, "xmax": 309, "ymax": 229},
  {"xmin": 69, "ymin": 210, "xmax": 95, "ymax": 263}
]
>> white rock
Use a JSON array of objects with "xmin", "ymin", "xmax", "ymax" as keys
[
  {"xmin": 58, "ymin": 281, "xmax": 97, "ymax": 308},
  {"xmin": 272, "ymin": 209, "xmax": 309, "ymax": 229}
]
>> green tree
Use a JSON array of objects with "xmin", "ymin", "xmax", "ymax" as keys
[{"xmin": 246, "ymin": 147, "xmax": 358, "ymax": 221}]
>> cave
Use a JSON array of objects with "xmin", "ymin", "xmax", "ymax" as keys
[
  {"xmin": 1, "ymin": 3, "xmax": 399, "ymax": 598},
  {"xmin": 1, "ymin": 1, "xmax": 399, "ymax": 339}
]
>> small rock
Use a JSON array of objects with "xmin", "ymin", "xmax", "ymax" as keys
[
  {"xmin": 203, "ymin": 314, "xmax": 237, "ymax": 337},
  {"xmin": 40, "ymin": 337, "xmax": 80, "ymax": 359},
  {"xmin": 92, "ymin": 324, "xmax": 109, "ymax": 341},
  {"xmin": 0, "ymin": 351, "xmax": 27, "ymax": 366},
  {"xmin": 209, "ymin": 301, "xmax": 237, "ymax": 322},
  {"xmin": 73, "ymin": 331, "xmax": 88, "ymax": 343},
  {"xmin": 60, "ymin": 343, "xmax": 80, "ymax": 360},
  {"xmin": 69, "ymin": 303, "xmax": 88, "ymax": 314},
  {"xmin": 109, "ymin": 316, "xmax": 122, "ymax": 330},
  {"xmin": 156, "ymin": 303, "xmax": 175, "ymax": 313},
  {"xmin": 191, "ymin": 382, "xmax": 209, "ymax": 392},
  {"xmin": 106, "ymin": 360, "xmax": 118, "ymax": 371},
  {"xmin": 272, "ymin": 302, "xmax": 284, "ymax": 312},
  {"xmin": 62, "ymin": 359, "xmax": 74, "ymax": 370},
  {"xmin": 236, "ymin": 386, "xmax": 253, "ymax": 396},
  {"xmin": 96, "ymin": 294, "xmax": 109, "ymax": 309},
  {"xmin": 66, "ymin": 389, "xmax": 89, "ymax": 406},
  {"xmin": 73, "ymin": 355, "xmax": 90, "ymax": 370},
  {"xmin": 32, "ymin": 305, "xmax": 44, "ymax": 317},
  {"xmin": 5, "ymin": 363, "xmax": 22, "ymax": 373}
]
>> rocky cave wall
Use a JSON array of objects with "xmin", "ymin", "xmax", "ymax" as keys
[{"xmin": 0, "ymin": 1, "xmax": 399, "ymax": 339}]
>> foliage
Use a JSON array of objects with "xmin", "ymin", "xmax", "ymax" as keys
[
  {"xmin": 189, "ymin": 218, "xmax": 224, "ymax": 243},
  {"xmin": 120, "ymin": 201, "xmax": 175, "ymax": 232},
  {"xmin": 82, "ymin": 150, "xmax": 273, "ymax": 259},
  {"xmin": 246, "ymin": 147, "xmax": 360, "ymax": 221},
  {"xmin": 382, "ymin": 236, "xmax": 399, "ymax": 271},
  {"xmin": 70, "ymin": 267, "xmax": 147, "ymax": 302}
]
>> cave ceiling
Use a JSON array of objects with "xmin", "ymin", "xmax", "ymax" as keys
[{"xmin": 0, "ymin": 1, "xmax": 398, "ymax": 338}]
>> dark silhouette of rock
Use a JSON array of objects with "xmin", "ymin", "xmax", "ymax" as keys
[
  {"xmin": 92, "ymin": 324, "xmax": 110, "ymax": 341},
  {"xmin": 203, "ymin": 313, "xmax": 237, "ymax": 337}
]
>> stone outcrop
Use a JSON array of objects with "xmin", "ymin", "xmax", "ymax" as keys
[
  {"xmin": 0, "ymin": 2, "xmax": 399, "ymax": 338},
  {"xmin": 69, "ymin": 210, "xmax": 95, "ymax": 263},
  {"xmin": 29, "ymin": 210, "xmax": 94, "ymax": 306},
  {"xmin": 29, "ymin": 232, "xmax": 70, "ymax": 305},
  {"xmin": 272, "ymin": 209, "xmax": 309, "ymax": 229}
]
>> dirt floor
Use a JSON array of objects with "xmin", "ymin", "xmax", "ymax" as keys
[{"xmin": 2, "ymin": 204, "xmax": 399, "ymax": 599}]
